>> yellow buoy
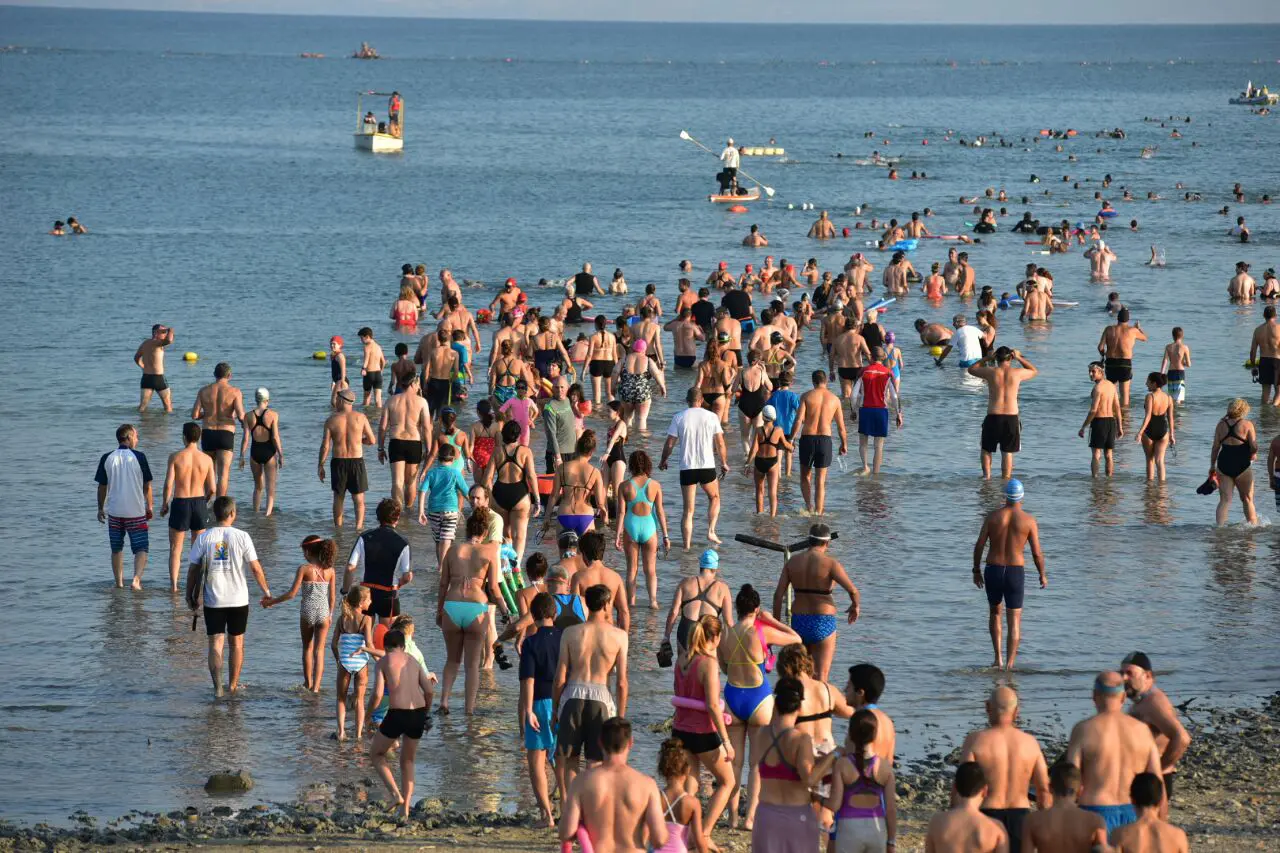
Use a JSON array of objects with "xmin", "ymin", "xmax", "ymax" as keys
[
  {"xmin": 183, "ymin": 352, "xmax": 198, "ymax": 362},
  {"xmin": 930, "ymin": 345, "xmax": 944, "ymax": 357},
  {"xmin": 313, "ymin": 351, "xmax": 328, "ymax": 360}
]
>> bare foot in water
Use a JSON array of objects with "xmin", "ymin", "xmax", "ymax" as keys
[
  {"xmin": 707, "ymin": 530, "xmax": 722, "ymax": 544},
  {"xmin": 131, "ymin": 576, "xmax": 144, "ymax": 591}
]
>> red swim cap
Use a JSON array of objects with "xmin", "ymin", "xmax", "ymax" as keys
[
  {"xmin": 719, "ymin": 261, "xmax": 728, "ymax": 270},
  {"xmin": 745, "ymin": 264, "xmax": 754, "ymax": 272},
  {"xmin": 330, "ymin": 335, "xmax": 343, "ymax": 346},
  {"xmin": 842, "ymin": 227, "xmax": 850, "ymax": 237},
  {"xmin": 506, "ymin": 277, "xmax": 516, "ymax": 286}
]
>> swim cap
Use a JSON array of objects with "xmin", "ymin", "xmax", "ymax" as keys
[
  {"xmin": 255, "ymin": 387, "xmax": 270, "ymax": 403},
  {"xmin": 441, "ymin": 406, "xmax": 456, "ymax": 416},
  {"xmin": 833, "ymin": 300, "xmax": 846, "ymax": 310},
  {"xmin": 506, "ymin": 277, "xmax": 516, "ymax": 286},
  {"xmin": 771, "ymin": 331, "xmax": 783, "ymax": 343},
  {"xmin": 717, "ymin": 332, "xmax": 730, "ymax": 342},
  {"xmin": 762, "ymin": 404, "xmax": 777, "ymax": 421},
  {"xmin": 633, "ymin": 339, "xmax": 647, "ymax": 353},
  {"xmin": 330, "ymin": 335, "xmax": 344, "ymax": 346},
  {"xmin": 1122, "ymin": 651, "xmax": 1153, "ymax": 672},
  {"xmin": 885, "ymin": 331, "xmax": 896, "ymax": 344},
  {"xmin": 1005, "ymin": 479, "xmax": 1025, "ymax": 502},
  {"xmin": 719, "ymin": 261, "xmax": 728, "ymax": 270},
  {"xmin": 558, "ymin": 530, "xmax": 580, "ymax": 551},
  {"xmin": 699, "ymin": 549, "xmax": 720, "ymax": 570},
  {"xmin": 745, "ymin": 264, "xmax": 754, "ymax": 272}
]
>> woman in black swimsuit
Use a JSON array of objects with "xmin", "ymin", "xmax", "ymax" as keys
[
  {"xmin": 602, "ymin": 401, "xmax": 629, "ymax": 519},
  {"xmin": 481, "ymin": 420, "xmax": 539, "ymax": 561},
  {"xmin": 734, "ymin": 350, "xmax": 773, "ymax": 456},
  {"xmin": 240, "ymin": 387, "xmax": 282, "ymax": 516},
  {"xmin": 746, "ymin": 406, "xmax": 792, "ymax": 517},
  {"xmin": 1210, "ymin": 397, "xmax": 1258, "ymax": 525},
  {"xmin": 559, "ymin": 284, "xmax": 593, "ymax": 326},
  {"xmin": 1135, "ymin": 372, "xmax": 1175, "ymax": 482},
  {"xmin": 585, "ymin": 316, "xmax": 618, "ymax": 406}
]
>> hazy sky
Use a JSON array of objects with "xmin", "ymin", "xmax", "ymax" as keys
[{"xmin": 8, "ymin": 0, "xmax": 1280, "ymax": 24}]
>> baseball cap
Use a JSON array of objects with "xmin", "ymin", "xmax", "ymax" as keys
[
  {"xmin": 762, "ymin": 404, "xmax": 777, "ymax": 421},
  {"xmin": 699, "ymin": 549, "xmax": 720, "ymax": 570},
  {"xmin": 1122, "ymin": 651, "xmax": 1153, "ymax": 672},
  {"xmin": 1005, "ymin": 479, "xmax": 1025, "ymax": 502}
]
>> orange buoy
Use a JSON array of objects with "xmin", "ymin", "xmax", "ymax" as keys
[
  {"xmin": 728, "ymin": 204, "xmax": 748, "ymax": 213},
  {"xmin": 1039, "ymin": 129, "xmax": 1051, "ymax": 136}
]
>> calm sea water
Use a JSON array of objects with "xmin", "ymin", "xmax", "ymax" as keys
[{"xmin": 2, "ymin": 7, "xmax": 1279, "ymax": 824}]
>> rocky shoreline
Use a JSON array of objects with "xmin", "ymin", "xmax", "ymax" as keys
[{"xmin": 4, "ymin": 694, "xmax": 1278, "ymax": 852}]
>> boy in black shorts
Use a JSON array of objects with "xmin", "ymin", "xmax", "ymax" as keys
[{"xmin": 368, "ymin": 629, "xmax": 436, "ymax": 818}]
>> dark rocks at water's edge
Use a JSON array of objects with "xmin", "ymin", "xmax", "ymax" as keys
[
  {"xmin": 204, "ymin": 770, "xmax": 254, "ymax": 794},
  {"xmin": 3, "ymin": 694, "xmax": 1279, "ymax": 849}
]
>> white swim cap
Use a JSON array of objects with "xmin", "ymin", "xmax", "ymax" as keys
[
  {"xmin": 255, "ymin": 387, "xmax": 270, "ymax": 403},
  {"xmin": 762, "ymin": 405, "xmax": 777, "ymax": 421}
]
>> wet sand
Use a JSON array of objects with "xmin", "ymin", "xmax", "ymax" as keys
[{"xmin": 6, "ymin": 693, "xmax": 1276, "ymax": 853}]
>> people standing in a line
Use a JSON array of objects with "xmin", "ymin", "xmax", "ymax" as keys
[
  {"xmin": 378, "ymin": 373, "xmax": 431, "ymax": 508},
  {"xmin": 191, "ymin": 362, "xmax": 245, "ymax": 497},
  {"xmin": 659, "ymin": 387, "xmax": 730, "ymax": 548},
  {"xmin": 1120, "ymin": 651, "xmax": 1191, "ymax": 819},
  {"xmin": 95, "ymin": 423, "xmax": 154, "ymax": 590},
  {"xmin": 134, "ymin": 324, "xmax": 175, "ymax": 413},
  {"xmin": 318, "ymin": 389, "xmax": 376, "ymax": 529},
  {"xmin": 851, "ymin": 346, "xmax": 902, "ymax": 475},
  {"xmin": 161, "ymin": 422, "xmax": 214, "ymax": 593},
  {"xmin": 923, "ymin": 762, "xmax": 1010, "ymax": 853},
  {"xmin": 972, "ymin": 479, "xmax": 1046, "ymax": 672},
  {"xmin": 1210, "ymin": 398, "xmax": 1258, "ymax": 526},
  {"xmin": 1097, "ymin": 308, "xmax": 1146, "ymax": 407},
  {"xmin": 959, "ymin": 686, "xmax": 1052, "ymax": 853},
  {"xmin": 968, "ymin": 346, "xmax": 1037, "ymax": 481},
  {"xmin": 185, "ymin": 496, "xmax": 271, "ymax": 697},
  {"xmin": 1250, "ymin": 305, "xmax": 1280, "ymax": 407},
  {"xmin": 262, "ymin": 536, "xmax": 337, "ymax": 693},
  {"xmin": 344, "ymin": 498, "xmax": 413, "ymax": 627},
  {"xmin": 793, "ymin": 369, "xmax": 846, "ymax": 515},
  {"xmin": 240, "ymin": 388, "xmax": 283, "ymax": 515},
  {"xmin": 1064, "ymin": 671, "xmax": 1164, "ymax": 837},
  {"xmin": 1080, "ymin": 362, "xmax": 1123, "ymax": 478},
  {"xmin": 1134, "ymin": 374, "xmax": 1175, "ymax": 482},
  {"xmin": 367, "ymin": 629, "xmax": 436, "ymax": 819},
  {"xmin": 773, "ymin": 524, "xmax": 859, "ymax": 682}
]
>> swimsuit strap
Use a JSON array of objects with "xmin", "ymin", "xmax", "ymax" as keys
[
  {"xmin": 763, "ymin": 725, "xmax": 799, "ymax": 774},
  {"xmin": 627, "ymin": 477, "xmax": 655, "ymax": 510},
  {"xmin": 498, "ymin": 445, "xmax": 524, "ymax": 478},
  {"xmin": 728, "ymin": 621, "xmax": 765, "ymax": 668}
]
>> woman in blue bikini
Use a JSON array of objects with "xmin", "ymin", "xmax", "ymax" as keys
[
  {"xmin": 542, "ymin": 430, "xmax": 606, "ymax": 539},
  {"xmin": 436, "ymin": 511, "xmax": 510, "ymax": 716},
  {"xmin": 773, "ymin": 524, "xmax": 861, "ymax": 682},
  {"xmin": 614, "ymin": 449, "xmax": 671, "ymax": 609},
  {"xmin": 718, "ymin": 584, "xmax": 800, "ymax": 830}
]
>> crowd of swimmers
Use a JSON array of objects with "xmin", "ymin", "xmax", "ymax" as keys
[{"xmin": 90, "ymin": 168, "xmax": 1275, "ymax": 850}]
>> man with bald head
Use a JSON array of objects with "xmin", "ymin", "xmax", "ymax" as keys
[
  {"xmin": 1066, "ymin": 672, "xmax": 1162, "ymax": 834},
  {"xmin": 959, "ymin": 686, "xmax": 1051, "ymax": 853}
]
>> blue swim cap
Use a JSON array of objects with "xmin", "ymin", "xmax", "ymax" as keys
[
  {"xmin": 1005, "ymin": 479, "xmax": 1025, "ymax": 502},
  {"xmin": 699, "ymin": 549, "xmax": 720, "ymax": 570}
]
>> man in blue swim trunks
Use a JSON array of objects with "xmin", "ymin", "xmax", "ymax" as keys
[
  {"xmin": 1066, "ymin": 672, "xmax": 1162, "ymax": 835},
  {"xmin": 519, "ymin": 592, "xmax": 563, "ymax": 827},
  {"xmin": 774, "ymin": 524, "xmax": 859, "ymax": 681},
  {"xmin": 971, "ymin": 479, "xmax": 1046, "ymax": 671}
]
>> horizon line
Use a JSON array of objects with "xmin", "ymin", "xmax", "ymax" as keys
[{"xmin": 3, "ymin": 3, "xmax": 1279, "ymax": 26}]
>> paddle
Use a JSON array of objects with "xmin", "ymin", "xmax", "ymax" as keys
[{"xmin": 680, "ymin": 130, "xmax": 775, "ymax": 198}]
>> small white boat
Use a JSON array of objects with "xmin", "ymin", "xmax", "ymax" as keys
[
  {"xmin": 1229, "ymin": 82, "xmax": 1277, "ymax": 105},
  {"xmin": 353, "ymin": 90, "xmax": 404, "ymax": 153}
]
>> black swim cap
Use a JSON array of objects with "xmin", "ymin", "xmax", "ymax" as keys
[{"xmin": 1122, "ymin": 651, "xmax": 1152, "ymax": 672}]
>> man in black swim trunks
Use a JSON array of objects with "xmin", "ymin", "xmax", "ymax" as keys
[
  {"xmin": 161, "ymin": 422, "xmax": 215, "ymax": 593},
  {"xmin": 343, "ymin": 498, "xmax": 413, "ymax": 626},
  {"xmin": 1080, "ymin": 362, "xmax": 1123, "ymax": 478},
  {"xmin": 318, "ymin": 389, "xmax": 376, "ymax": 528},
  {"xmin": 968, "ymin": 346, "xmax": 1038, "ymax": 480},
  {"xmin": 191, "ymin": 362, "xmax": 245, "ymax": 498},
  {"xmin": 793, "ymin": 370, "xmax": 847, "ymax": 515},
  {"xmin": 1249, "ymin": 305, "xmax": 1280, "ymax": 407},
  {"xmin": 367, "ymin": 628, "xmax": 436, "ymax": 819},
  {"xmin": 1097, "ymin": 308, "xmax": 1146, "ymax": 407}
]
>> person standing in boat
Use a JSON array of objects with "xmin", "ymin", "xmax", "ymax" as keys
[
  {"xmin": 719, "ymin": 137, "xmax": 740, "ymax": 194},
  {"xmin": 388, "ymin": 91, "xmax": 403, "ymax": 138}
]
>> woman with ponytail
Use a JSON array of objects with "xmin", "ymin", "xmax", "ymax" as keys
[
  {"xmin": 824, "ymin": 709, "xmax": 896, "ymax": 853},
  {"xmin": 672, "ymin": 615, "xmax": 734, "ymax": 848}
]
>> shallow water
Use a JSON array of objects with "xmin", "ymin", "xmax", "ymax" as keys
[{"xmin": 2, "ymin": 8, "xmax": 1280, "ymax": 823}]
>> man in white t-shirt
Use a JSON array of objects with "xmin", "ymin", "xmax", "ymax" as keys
[
  {"xmin": 95, "ymin": 423, "xmax": 154, "ymax": 589},
  {"xmin": 659, "ymin": 387, "xmax": 730, "ymax": 549},
  {"xmin": 935, "ymin": 313, "xmax": 986, "ymax": 368},
  {"xmin": 186, "ymin": 496, "xmax": 271, "ymax": 697}
]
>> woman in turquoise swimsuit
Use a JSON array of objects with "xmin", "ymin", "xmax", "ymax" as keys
[
  {"xmin": 717, "ymin": 584, "xmax": 801, "ymax": 830},
  {"xmin": 614, "ymin": 449, "xmax": 670, "ymax": 609},
  {"xmin": 437, "ymin": 511, "xmax": 509, "ymax": 716}
]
